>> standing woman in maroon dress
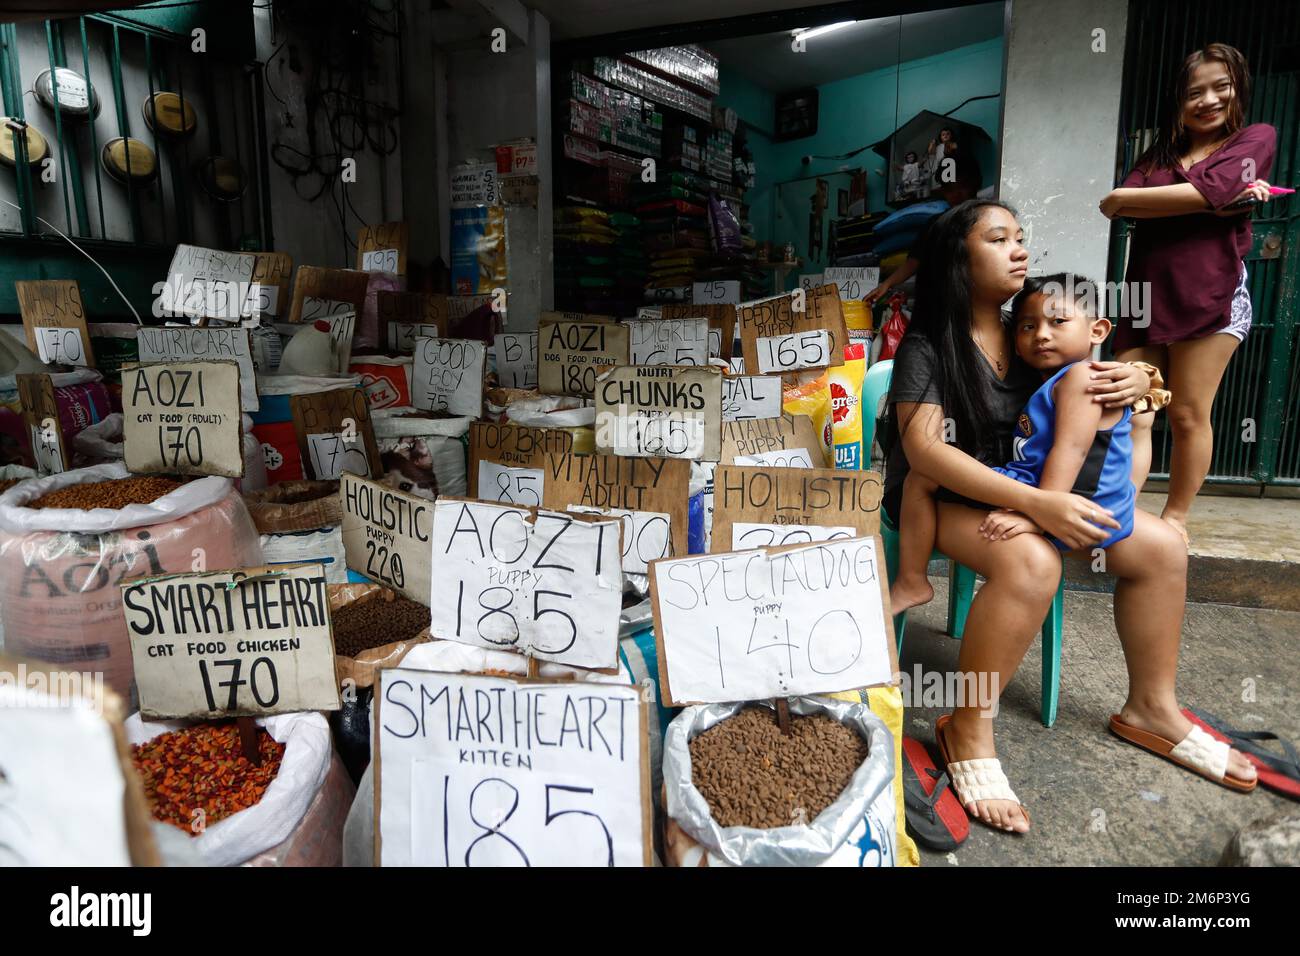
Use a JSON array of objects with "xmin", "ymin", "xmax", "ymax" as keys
[{"xmin": 1099, "ymin": 44, "xmax": 1276, "ymax": 544}]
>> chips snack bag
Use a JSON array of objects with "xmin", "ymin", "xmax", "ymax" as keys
[
  {"xmin": 829, "ymin": 343, "xmax": 866, "ymax": 469},
  {"xmin": 782, "ymin": 374, "xmax": 833, "ymax": 467}
]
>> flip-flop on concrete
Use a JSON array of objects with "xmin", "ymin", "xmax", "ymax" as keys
[
  {"xmin": 901, "ymin": 736, "xmax": 969, "ymax": 851},
  {"xmin": 934, "ymin": 714, "xmax": 1031, "ymax": 833},
  {"xmin": 1108, "ymin": 714, "xmax": 1257, "ymax": 793},
  {"xmin": 1183, "ymin": 708, "xmax": 1297, "ymax": 800}
]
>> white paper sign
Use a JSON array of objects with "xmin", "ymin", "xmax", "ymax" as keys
[
  {"xmin": 693, "ymin": 280, "xmax": 741, "ymax": 305},
  {"xmin": 635, "ymin": 306, "xmax": 662, "ymax": 320},
  {"xmin": 163, "ymin": 244, "xmax": 257, "ymax": 321},
  {"xmin": 494, "ymin": 332, "xmax": 538, "ymax": 388},
  {"xmin": 121, "ymin": 564, "xmax": 342, "ymax": 719},
  {"xmin": 730, "ymin": 521, "xmax": 855, "ymax": 550},
  {"xmin": 722, "ymin": 375, "xmax": 782, "ymax": 421},
  {"xmin": 340, "ymin": 473, "xmax": 432, "ymax": 604},
  {"xmin": 123, "ymin": 361, "xmax": 244, "ymax": 478},
  {"xmin": 798, "ymin": 273, "xmax": 824, "ymax": 292},
  {"xmin": 30, "ymin": 421, "xmax": 65, "ymax": 475},
  {"xmin": 623, "ymin": 318, "xmax": 708, "ymax": 366},
  {"xmin": 450, "ymin": 161, "xmax": 500, "ymax": 207},
  {"xmin": 429, "ymin": 500, "xmax": 622, "ymax": 669},
  {"xmin": 362, "ymin": 248, "xmax": 400, "ymax": 273},
  {"xmin": 708, "ymin": 327, "xmax": 722, "ymax": 358},
  {"xmin": 300, "ymin": 296, "xmax": 355, "ymax": 322},
  {"xmin": 568, "ymin": 505, "xmax": 672, "ymax": 574},
  {"xmin": 327, "ymin": 309, "xmax": 357, "ymax": 372},
  {"xmin": 650, "ymin": 537, "xmax": 892, "ymax": 703},
  {"xmin": 136, "ymin": 326, "xmax": 259, "ymax": 411},
  {"xmin": 307, "ymin": 431, "xmax": 370, "ymax": 480},
  {"xmin": 728, "ymin": 356, "xmax": 746, "ymax": 374},
  {"xmin": 376, "ymin": 670, "xmax": 648, "ymax": 867},
  {"xmin": 756, "ymin": 329, "xmax": 831, "ymax": 374},
  {"xmin": 478, "ymin": 460, "xmax": 543, "ymax": 507},
  {"xmin": 32, "ymin": 326, "xmax": 87, "ymax": 366},
  {"xmin": 733, "ymin": 447, "xmax": 814, "ymax": 468},
  {"xmin": 389, "ymin": 322, "xmax": 442, "ymax": 353},
  {"xmin": 823, "ymin": 267, "xmax": 881, "ymax": 300},
  {"xmin": 242, "ymin": 282, "xmax": 279, "ymax": 320},
  {"xmin": 412, "ymin": 337, "xmax": 485, "ymax": 417}
]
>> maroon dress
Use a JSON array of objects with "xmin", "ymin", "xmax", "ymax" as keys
[{"xmin": 1113, "ymin": 123, "xmax": 1276, "ymax": 351}]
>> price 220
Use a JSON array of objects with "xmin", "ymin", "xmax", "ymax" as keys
[{"xmin": 365, "ymin": 540, "xmax": 405, "ymax": 589}]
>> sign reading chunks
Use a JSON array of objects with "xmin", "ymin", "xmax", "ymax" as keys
[
  {"xmin": 542, "ymin": 452, "xmax": 691, "ymax": 563},
  {"xmin": 708, "ymin": 464, "xmax": 883, "ymax": 553},
  {"xmin": 339, "ymin": 473, "xmax": 432, "ymax": 605},
  {"xmin": 356, "ymin": 221, "xmax": 408, "ymax": 274},
  {"xmin": 375, "ymin": 669, "xmax": 652, "ymax": 867},
  {"xmin": 121, "ymin": 563, "xmax": 342, "ymax": 720},
  {"xmin": 649, "ymin": 537, "xmax": 897, "ymax": 706},
  {"xmin": 428, "ymin": 499, "xmax": 623, "ymax": 670},
  {"xmin": 288, "ymin": 265, "xmax": 370, "ymax": 324},
  {"xmin": 411, "ymin": 336, "xmax": 485, "ymax": 417},
  {"xmin": 737, "ymin": 285, "xmax": 847, "ymax": 375},
  {"xmin": 16, "ymin": 280, "xmax": 93, "ymax": 368},
  {"xmin": 136, "ymin": 325, "xmax": 259, "ymax": 411},
  {"xmin": 622, "ymin": 317, "xmax": 708, "ymax": 366},
  {"xmin": 15, "ymin": 372, "xmax": 66, "ymax": 475},
  {"xmin": 468, "ymin": 421, "xmax": 573, "ymax": 504},
  {"xmin": 537, "ymin": 316, "xmax": 628, "ymax": 398},
  {"xmin": 289, "ymin": 386, "xmax": 381, "ymax": 480},
  {"xmin": 494, "ymin": 331, "xmax": 537, "ymax": 388},
  {"xmin": 661, "ymin": 302, "xmax": 736, "ymax": 360},
  {"xmin": 379, "ymin": 291, "xmax": 449, "ymax": 352},
  {"xmin": 594, "ymin": 365, "xmax": 722, "ymax": 462},
  {"xmin": 122, "ymin": 361, "xmax": 244, "ymax": 478}
]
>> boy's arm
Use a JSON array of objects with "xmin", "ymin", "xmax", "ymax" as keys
[{"xmin": 1039, "ymin": 364, "xmax": 1105, "ymax": 493}]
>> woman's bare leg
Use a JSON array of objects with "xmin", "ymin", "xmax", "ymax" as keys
[
  {"xmin": 1114, "ymin": 345, "xmax": 1167, "ymax": 492},
  {"xmin": 934, "ymin": 502, "xmax": 1063, "ymax": 832},
  {"xmin": 1162, "ymin": 334, "xmax": 1241, "ymax": 541},
  {"xmin": 890, "ymin": 471, "xmax": 938, "ymax": 613},
  {"xmin": 1085, "ymin": 510, "xmax": 1256, "ymax": 781}
]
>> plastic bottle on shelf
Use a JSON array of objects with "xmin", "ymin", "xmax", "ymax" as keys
[{"xmin": 278, "ymin": 320, "xmax": 336, "ymax": 376}]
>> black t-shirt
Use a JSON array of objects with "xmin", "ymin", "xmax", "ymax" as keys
[{"xmin": 882, "ymin": 331, "xmax": 1039, "ymax": 521}]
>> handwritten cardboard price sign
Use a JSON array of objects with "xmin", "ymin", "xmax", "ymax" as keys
[
  {"xmin": 159, "ymin": 245, "xmax": 256, "ymax": 322},
  {"xmin": 122, "ymin": 361, "xmax": 244, "ymax": 478},
  {"xmin": 375, "ymin": 670, "xmax": 652, "ymax": 867},
  {"xmin": 649, "ymin": 537, "xmax": 897, "ymax": 706},
  {"xmin": 537, "ymin": 316, "xmax": 628, "ymax": 399},
  {"xmin": 661, "ymin": 303, "xmax": 736, "ymax": 360},
  {"xmin": 722, "ymin": 412, "xmax": 827, "ymax": 466},
  {"xmin": 737, "ymin": 285, "xmax": 847, "ymax": 375},
  {"xmin": 709, "ymin": 464, "xmax": 882, "ymax": 553},
  {"xmin": 248, "ymin": 251, "xmax": 293, "ymax": 320},
  {"xmin": 289, "ymin": 386, "xmax": 381, "ymax": 480},
  {"xmin": 468, "ymin": 421, "xmax": 573, "ymax": 503},
  {"xmin": 595, "ymin": 365, "xmax": 722, "ymax": 461},
  {"xmin": 722, "ymin": 375, "xmax": 783, "ymax": 421},
  {"xmin": 121, "ymin": 563, "xmax": 342, "ymax": 720},
  {"xmin": 412, "ymin": 337, "xmax": 485, "ymax": 417},
  {"xmin": 340, "ymin": 473, "xmax": 432, "ymax": 604},
  {"xmin": 494, "ymin": 332, "xmax": 538, "ymax": 388},
  {"xmin": 379, "ymin": 291, "xmax": 449, "ymax": 352},
  {"xmin": 356, "ymin": 221, "xmax": 408, "ymax": 274},
  {"xmin": 622, "ymin": 317, "xmax": 708, "ymax": 366},
  {"xmin": 822, "ymin": 267, "xmax": 880, "ymax": 300},
  {"xmin": 692, "ymin": 279, "xmax": 741, "ymax": 305},
  {"xmin": 288, "ymin": 265, "xmax": 370, "ymax": 324},
  {"xmin": 16, "ymin": 280, "xmax": 94, "ymax": 368},
  {"xmin": 136, "ymin": 326, "xmax": 259, "ymax": 411},
  {"xmin": 429, "ymin": 498, "xmax": 623, "ymax": 670},
  {"xmin": 15, "ymin": 372, "xmax": 67, "ymax": 475}
]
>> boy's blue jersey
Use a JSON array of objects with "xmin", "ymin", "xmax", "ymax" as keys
[{"xmin": 993, "ymin": 361, "xmax": 1136, "ymax": 550}]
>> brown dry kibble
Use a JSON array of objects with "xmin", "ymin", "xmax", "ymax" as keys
[
  {"xmin": 332, "ymin": 591, "xmax": 430, "ymax": 657},
  {"xmin": 688, "ymin": 707, "xmax": 869, "ymax": 830},
  {"xmin": 27, "ymin": 476, "xmax": 184, "ymax": 510},
  {"xmin": 0, "ymin": 478, "xmax": 22, "ymax": 495}
]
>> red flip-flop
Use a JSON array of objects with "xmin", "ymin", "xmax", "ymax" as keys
[
  {"xmin": 901, "ymin": 735, "xmax": 969, "ymax": 850},
  {"xmin": 1184, "ymin": 708, "xmax": 1299, "ymax": 801}
]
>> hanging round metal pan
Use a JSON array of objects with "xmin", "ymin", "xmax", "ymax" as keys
[
  {"xmin": 195, "ymin": 155, "xmax": 247, "ymax": 201},
  {"xmin": 142, "ymin": 91, "xmax": 198, "ymax": 138},
  {"xmin": 34, "ymin": 67, "xmax": 100, "ymax": 120},
  {"xmin": 0, "ymin": 117, "xmax": 50, "ymax": 168},
  {"xmin": 101, "ymin": 137, "xmax": 158, "ymax": 185}
]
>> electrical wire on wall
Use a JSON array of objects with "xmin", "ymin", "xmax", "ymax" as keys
[{"xmin": 262, "ymin": 0, "xmax": 401, "ymax": 263}]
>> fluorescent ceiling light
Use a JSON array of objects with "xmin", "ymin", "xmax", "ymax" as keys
[{"xmin": 790, "ymin": 21, "xmax": 857, "ymax": 42}]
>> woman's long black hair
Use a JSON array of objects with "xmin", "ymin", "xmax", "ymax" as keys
[
  {"xmin": 1136, "ymin": 43, "xmax": 1251, "ymax": 173},
  {"xmin": 888, "ymin": 199, "xmax": 1017, "ymax": 459}
]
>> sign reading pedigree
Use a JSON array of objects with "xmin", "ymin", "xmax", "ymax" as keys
[
  {"xmin": 15, "ymin": 372, "xmax": 67, "ymax": 475},
  {"xmin": 122, "ymin": 361, "xmax": 244, "ymax": 478},
  {"xmin": 121, "ymin": 564, "xmax": 342, "ymax": 720},
  {"xmin": 411, "ymin": 337, "xmax": 485, "ymax": 417},
  {"xmin": 594, "ymin": 365, "xmax": 722, "ymax": 461},
  {"xmin": 537, "ymin": 315, "xmax": 627, "ymax": 398},
  {"xmin": 649, "ymin": 538, "xmax": 896, "ymax": 705},
  {"xmin": 708, "ymin": 464, "xmax": 883, "ymax": 552},
  {"xmin": 428, "ymin": 499, "xmax": 623, "ymax": 669},
  {"xmin": 623, "ymin": 318, "xmax": 708, "ymax": 366},
  {"xmin": 288, "ymin": 266, "xmax": 370, "ymax": 324},
  {"xmin": 356, "ymin": 221, "xmax": 408, "ymax": 274},
  {"xmin": 737, "ymin": 285, "xmax": 847, "ymax": 375},
  {"xmin": 379, "ymin": 291, "xmax": 449, "ymax": 351},
  {"xmin": 339, "ymin": 473, "xmax": 432, "ymax": 604},
  {"xmin": 375, "ymin": 669, "xmax": 651, "ymax": 867},
  {"xmin": 289, "ymin": 386, "xmax": 381, "ymax": 480},
  {"xmin": 16, "ymin": 280, "xmax": 93, "ymax": 368},
  {"xmin": 661, "ymin": 302, "xmax": 735, "ymax": 360},
  {"xmin": 136, "ymin": 325, "xmax": 259, "ymax": 411}
]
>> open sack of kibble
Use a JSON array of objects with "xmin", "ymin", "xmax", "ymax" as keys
[
  {"xmin": 73, "ymin": 412, "xmax": 268, "ymax": 490},
  {"xmin": 662, "ymin": 697, "xmax": 898, "ymax": 867},
  {"xmin": 328, "ymin": 583, "xmax": 431, "ymax": 687},
  {"xmin": 125, "ymin": 711, "xmax": 353, "ymax": 867}
]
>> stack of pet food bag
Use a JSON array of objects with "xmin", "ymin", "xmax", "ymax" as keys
[{"xmin": 0, "ymin": 234, "xmax": 914, "ymax": 867}]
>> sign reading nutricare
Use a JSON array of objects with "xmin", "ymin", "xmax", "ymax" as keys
[
  {"xmin": 121, "ymin": 564, "xmax": 342, "ymax": 720},
  {"xmin": 136, "ymin": 326, "xmax": 259, "ymax": 411},
  {"xmin": 339, "ymin": 473, "xmax": 432, "ymax": 605},
  {"xmin": 122, "ymin": 361, "xmax": 244, "ymax": 478},
  {"xmin": 375, "ymin": 669, "xmax": 652, "ymax": 867}
]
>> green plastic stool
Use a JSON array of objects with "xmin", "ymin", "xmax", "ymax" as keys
[{"xmin": 864, "ymin": 359, "xmax": 1065, "ymax": 727}]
